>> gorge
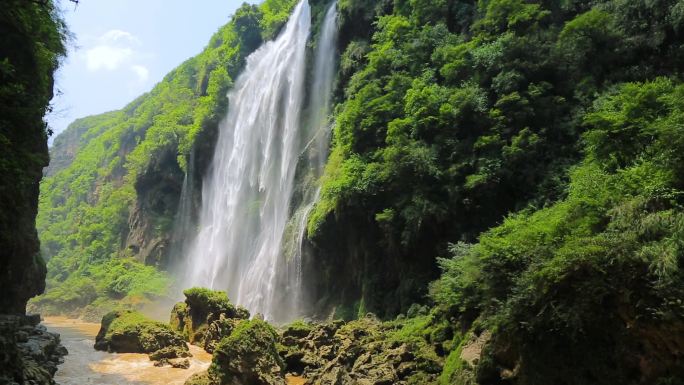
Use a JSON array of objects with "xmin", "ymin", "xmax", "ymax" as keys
[{"xmin": 2, "ymin": 0, "xmax": 684, "ymax": 384}]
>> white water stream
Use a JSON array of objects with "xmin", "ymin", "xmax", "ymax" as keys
[{"xmin": 182, "ymin": 0, "xmax": 338, "ymax": 322}]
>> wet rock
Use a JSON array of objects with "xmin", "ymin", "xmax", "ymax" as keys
[
  {"xmin": 210, "ymin": 319, "xmax": 286, "ymax": 385},
  {"xmin": 184, "ymin": 371, "xmax": 213, "ymax": 385},
  {"xmin": 154, "ymin": 357, "xmax": 191, "ymax": 369},
  {"xmin": 277, "ymin": 317, "xmax": 440, "ymax": 385},
  {"xmin": 94, "ymin": 310, "xmax": 189, "ymax": 356},
  {"xmin": 202, "ymin": 316, "xmax": 239, "ymax": 353},
  {"xmin": 171, "ymin": 358, "xmax": 191, "ymax": 369},
  {"xmin": 0, "ymin": 315, "xmax": 67, "ymax": 385},
  {"xmin": 149, "ymin": 345, "xmax": 192, "ymax": 361},
  {"xmin": 170, "ymin": 287, "xmax": 249, "ymax": 348}
]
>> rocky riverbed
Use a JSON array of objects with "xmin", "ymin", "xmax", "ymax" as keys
[
  {"xmin": 43, "ymin": 317, "xmax": 211, "ymax": 385},
  {"xmin": 0, "ymin": 314, "xmax": 67, "ymax": 385}
]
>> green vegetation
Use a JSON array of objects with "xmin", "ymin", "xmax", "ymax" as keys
[
  {"xmin": 33, "ymin": 0, "xmax": 302, "ymax": 317},
  {"xmin": 431, "ymin": 78, "xmax": 684, "ymax": 384},
  {"xmin": 28, "ymin": 0, "xmax": 684, "ymax": 383},
  {"xmin": 30, "ymin": 258, "xmax": 170, "ymax": 320},
  {"xmin": 183, "ymin": 287, "xmax": 240, "ymax": 318},
  {"xmin": 308, "ymin": 0, "xmax": 684, "ymax": 318}
]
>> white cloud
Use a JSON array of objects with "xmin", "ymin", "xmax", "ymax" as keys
[
  {"xmin": 131, "ymin": 65, "xmax": 149, "ymax": 82},
  {"xmin": 81, "ymin": 29, "xmax": 149, "ymax": 85},
  {"xmin": 101, "ymin": 29, "xmax": 141, "ymax": 45},
  {"xmin": 86, "ymin": 45, "xmax": 133, "ymax": 71}
]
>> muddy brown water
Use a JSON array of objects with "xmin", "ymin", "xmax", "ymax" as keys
[
  {"xmin": 43, "ymin": 317, "xmax": 211, "ymax": 385},
  {"xmin": 43, "ymin": 316, "xmax": 306, "ymax": 385}
]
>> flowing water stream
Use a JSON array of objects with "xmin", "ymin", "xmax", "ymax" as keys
[
  {"xmin": 43, "ymin": 317, "xmax": 211, "ymax": 385},
  {"xmin": 181, "ymin": 0, "xmax": 338, "ymax": 323},
  {"xmin": 44, "ymin": 317, "xmax": 305, "ymax": 384}
]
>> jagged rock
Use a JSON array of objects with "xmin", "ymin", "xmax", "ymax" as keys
[
  {"xmin": 278, "ymin": 317, "xmax": 440, "ymax": 385},
  {"xmin": 0, "ymin": 315, "xmax": 67, "ymax": 385},
  {"xmin": 149, "ymin": 345, "xmax": 193, "ymax": 361},
  {"xmin": 171, "ymin": 358, "xmax": 191, "ymax": 369},
  {"xmin": 170, "ymin": 288, "xmax": 249, "ymax": 348},
  {"xmin": 460, "ymin": 331, "xmax": 491, "ymax": 368},
  {"xmin": 202, "ymin": 316, "xmax": 239, "ymax": 353},
  {"xmin": 155, "ymin": 357, "xmax": 191, "ymax": 369},
  {"xmin": 210, "ymin": 319, "xmax": 286, "ymax": 385},
  {"xmin": 184, "ymin": 371, "xmax": 214, "ymax": 385},
  {"xmin": 94, "ymin": 310, "xmax": 189, "ymax": 357}
]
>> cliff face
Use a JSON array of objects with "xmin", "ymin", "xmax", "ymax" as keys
[
  {"xmin": 304, "ymin": 0, "xmax": 684, "ymax": 319},
  {"xmin": 0, "ymin": 2, "xmax": 69, "ymax": 384},
  {"xmin": 33, "ymin": 0, "xmax": 316, "ymax": 317},
  {"xmin": 0, "ymin": 0, "xmax": 66, "ymax": 315}
]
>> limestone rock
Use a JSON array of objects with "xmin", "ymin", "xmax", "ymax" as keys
[
  {"xmin": 94, "ymin": 310, "xmax": 189, "ymax": 357},
  {"xmin": 184, "ymin": 371, "xmax": 214, "ymax": 385},
  {"xmin": 210, "ymin": 319, "xmax": 286, "ymax": 385},
  {"xmin": 277, "ymin": 317, "xmax": 440, "ymax": 385},
  {"xmin": 170, "ymin": 287, "xmax": 249, "ymax": 350},
  {"xmin": 0, "ymin": 315, "xmax": 67, "ymax": 385}
]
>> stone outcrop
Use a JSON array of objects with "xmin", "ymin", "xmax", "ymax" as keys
[
  {"xmin": 0, "ymin": 0, "xmax": 60, "ymax": 317},
  {"xmin": 184, "ymin": 320, "xmax": 286, "ymax": 385},
  {"xmin": 211, "ymin": 320, "xmax": 286, "ymax": 385},
  {"xmin": 171, "ymin": 288, "xmax": 249, "ymax": 351},
  {"xmin": 0, "ymin": 315, "xmax": 67, "ymax": 385},
  {"xmin": 279, "ymin": 315, "xmax": 441, "ymax": 385},
  {"xmin": 94, "ymin": 310, "xmax": 190, "ymax": 365}
]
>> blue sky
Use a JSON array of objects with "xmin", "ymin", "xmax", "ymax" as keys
[{"xmin": 48, "ymin": 0, "xmax": 247, "ymax": 141}]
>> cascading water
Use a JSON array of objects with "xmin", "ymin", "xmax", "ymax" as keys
[
  {"xmin": 307, "ymin": 1, "xmax": 338, "ymax": 171},
  {"xmin": 277, "ymin": 1, "xmax": 339, "ymax": 321},
  {"xmin": 169, "ymin": 149, "xmax": 196, "ymax": 270},
  {"xmin": 181, "ymin": 0, "xmax": 337, "ymax": 322}
]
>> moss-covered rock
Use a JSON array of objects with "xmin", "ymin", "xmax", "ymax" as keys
[
  {"xmin": 94, "ymin": 310, "xmax": 189, "ymax": 358},
  {"xmin": 149, "ymin": 345, "xmax": 192, "ymax": 361},
  {"xmin": 209, "ymin": 319, "xmax": 286, "ymax": 385},
  {"xmin": 278, "ymin": 315, "xmax": 443, "ymax": 385},
  {"xmin": 184, "ymin": 371, "xmax": 214, "ymax": 385},
  {"xmin": 171, "ymin": 287, "xmax": 249, "ymax": 348}
]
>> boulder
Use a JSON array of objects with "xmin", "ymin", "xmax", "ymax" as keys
[
  {"xmin": 210, "ymin": 319, "xmax": 286, "ymax": 385},
  {"xmin": 149, "ymin": 345, "xmax": 192, "ymax": 361},
  {"xmin": 171, "ymin": 287, "xmax": 249, "ymax": 347},
  {"xmin": 184, "ymin": 371, "xmax": 214, "ymax": 385},
  {"xmin": 0, "ymin": 315, "xmax": 67, "ymax": 385},
  {"xmin": 94, "ymin": 310, "xmax": 190, "ymax": 359}
]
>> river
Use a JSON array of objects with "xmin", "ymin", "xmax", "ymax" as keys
[
  {"xmin": 43, "ymin": 317, "xmax": 306, "ymax": 385},
  {"xmin": 43, "ymin": 317, "xmax": 211, "ymax": 385}
]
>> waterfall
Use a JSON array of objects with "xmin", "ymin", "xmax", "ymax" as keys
[
  {"xmin": 169, "ymin": 150, "xmax": 195, "ymax": 270},
  {"xmin": 180, "ymin": 0, "xmax": 338, "ymax": 322},
  {"xmin": 277, "ymin": 1, "xmax": 339, "ymax": 321},
  {"xmin": 183, "ymin": 0, "xmax": 313, "ymax": 322}
]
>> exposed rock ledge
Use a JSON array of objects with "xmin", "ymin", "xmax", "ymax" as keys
[{"xmin": 0, "ymin": 314, "xmax": 67, "ymax": 385}]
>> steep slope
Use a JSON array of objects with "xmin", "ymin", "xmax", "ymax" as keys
[
  {"xmin": 33, "ymin": 0, "xmax": 304, "ymax": 319},
  {"xmin": 305, "ymin": 0, "xmax": 684, "ymax": 318},
  {"xmin": 430, "ymin": 78, "xmax": 684, "ymax": 385},
  {"xmin": 0, "ymin": 1, "xmax": 70, "ymax": 384},
  {"xmin": 0, "ymin": 0, "xmax": 67, "ymax": 314}
]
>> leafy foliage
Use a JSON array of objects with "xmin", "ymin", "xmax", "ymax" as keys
[
  {"xmin": 33, "ymin": 0, "xmax": 300, "ymax": 316},
  {"xmin": 432, "ymin": 78, "xmax": 684, "ymax": 384},
  {"xmin": 307, "ymin": 0, "xmax": 684, "ymax": 318}
]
